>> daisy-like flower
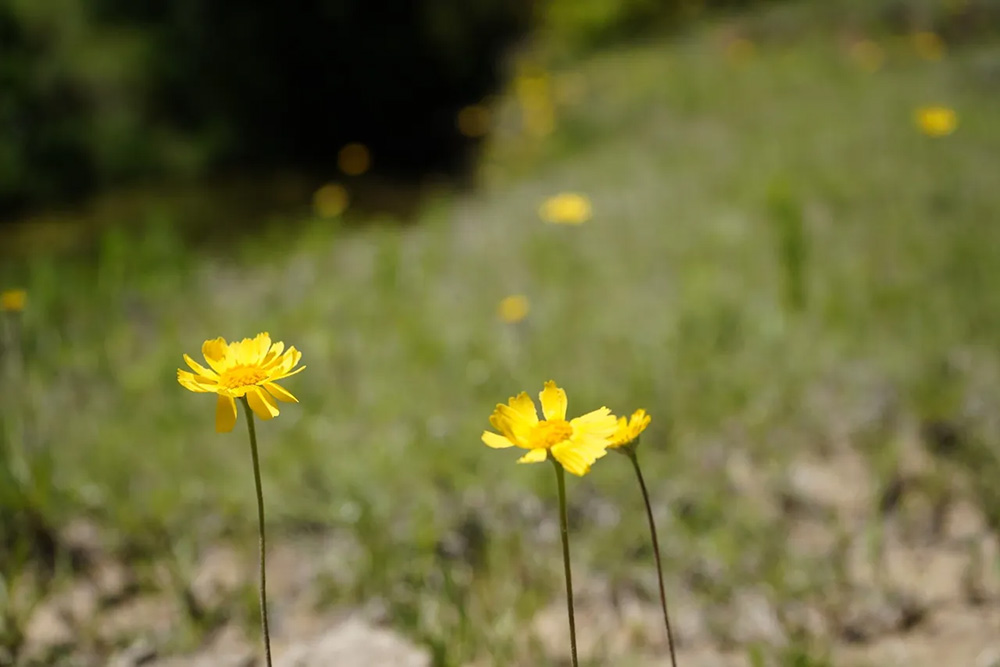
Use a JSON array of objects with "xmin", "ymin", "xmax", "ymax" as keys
[
  {"xmin": 915, "ymin": 106, "xmax": 957, "ymax": 137},
  {"xmin": 610, "ymin": 409, "xmax": 651, "ymax": 450},
  {"xmin": 539, "ymin": 193, "xmax": 592, "ymax": 225},
  {"xmin": 177, "ymin": 333, "xmax": 304, "ymax": 432},
  {"xmin": 497, "ymin": 294, "xmax": 530, "ymax": 324},
  {"xmin": 482, "ymin": 381, "xmax": 617, "ymax": 476}
]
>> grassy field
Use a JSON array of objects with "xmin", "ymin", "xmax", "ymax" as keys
[{"xmin": 2, "ymin": 1, "xmax": 1000, "ymax": 665}]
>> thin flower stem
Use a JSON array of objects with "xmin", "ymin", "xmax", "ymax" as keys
[
  {"xmin": 627, "ymin": 449, "xmax": 678, "ymax": 667},
  {"xmin": 551, "ymin": 457, "xmax": 579, "ymax": 667},
  {"xmin": 240, "ymin": 397, "xmax": 273, "ymax": 667}
]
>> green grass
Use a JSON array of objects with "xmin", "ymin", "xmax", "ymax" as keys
[{"xmin": 3, "ymin": 2, "xmax": 1000, "ymax": 664}]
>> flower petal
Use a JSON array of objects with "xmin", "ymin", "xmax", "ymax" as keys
[
  {"xmin": 247, "ymin": 386, "xmax": 280, "ymax": 420},
  {"xmin": 216, "ymin": 395, "xmax": 238, "ymax": 432},
  {"xmin": 539, "ymin": 381, "xmax": 567, "ymax": 421},
  {"xmin": 570, "ymin": 407, "xmax": 617, "ymax": 440},
  {"xmin": 270, "ymin": 364, "xmax": 305, "ymax": 382},
  {"xmin": 482, "ymin": 430, "xmax": 515, "ymax": 449},
  {"xmin": 264, "ymin": 382, "xmax": 298, "ymax": 403},
  {"xmin": 517, "ymin": 448, "xmax": 548, "ymax": 464},
  {"xmin": 184, "ymin": 354, "xmax": 219, "ymax": 379},
  {"xmin": 507, "ymin": 392, "xmax": 539, "ymax": 425},
  {"xmin": 551, "ymin": 439, "xmax": 609, "ymax": 476},
  {"xmin": 202, "ymin": 338, "xmax": 230, "ymax": 374},
  {"xmin": 178, "ymin": 369, "xmax": 218, "ymax": 393}
]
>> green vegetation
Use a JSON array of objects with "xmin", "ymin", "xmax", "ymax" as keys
[{"xmin": 2, "ymin": 0, "xmax": 1000, "ymax": 664}]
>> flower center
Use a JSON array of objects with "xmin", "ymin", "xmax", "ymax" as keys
[
  {"xmin": 220, "ymin": 366, "xmax": 268, "ymax": 390},
  {"xmin": 530, "ymin": 419, "xmax": 573, "ymax": 449}
]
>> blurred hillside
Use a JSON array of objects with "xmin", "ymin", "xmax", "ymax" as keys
[{"xmin": 3, "ymin": 0, "xmax": 998, "ymax": 219}]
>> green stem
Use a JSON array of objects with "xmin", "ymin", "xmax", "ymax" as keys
[
  {"xmin": 240, "ymin": 397, "xmax": 273, "ymax": 667},
  {"xmin": 628, "ymin": 450, "xmax": 678, "ymax": 667},
  {"xmin": 551, "ymin": 457, "xmax": 579, "ymax": 667}
]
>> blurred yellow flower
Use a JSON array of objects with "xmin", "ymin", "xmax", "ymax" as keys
[
  {"xmin": 178, "ymin": 333, "xmax": 305, "ymax": 433},
  {"xmin": 338, "ymin": 143, "xmax": 371, "ymax": 176},
  {"xmin": 313, "ymin": 182, "xmax": 349, "ymax": 218},
  {"xmin": 912, "ymin": 31, "xmax": 945, "ymax": 61},
  {"xmin": 498, "ymin": 294, "xmax": 530, "ymax": 323},
  {"xmin": 482, "ymin": 381, "xmax": 617, "ymax": 476},
  {"xmin": 457, "ymin": 104, "xmax": 492, "ymax": 138},
  {"xmin": 1, "ymin": 289, "xmax": 26, "ymax": 312},
  {"xmin": 849, "ymin": 40, "xmax": 884, "ymax": 72},
  {"xmin": 915, "ymin": 106, "xmax": 958, "ymax": 137},
  {"xmin": 610, "ymin": 409, "xmax": 651, "ymax": 449},
  {"xmin": 539, "ymin": 193, "xmax": 592, "ymax": 225}
]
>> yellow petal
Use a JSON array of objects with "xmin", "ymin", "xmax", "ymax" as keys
[
  {"xmin": 539, "ymin": 381, "xmax": 567, "ymax": 421},
  {"xmin": 178, "ymin": 369, "xmax": 217, "ymax": 393},
  {"xmin": 496, "ymin": 403, "xmax": 537, "ymax": 443},
  {"xmin": 507, "ymin": 391, "xmax": 539, "ymax": 424},
  {"xmin": 270, "ymin": 364, "xmax": 305, "ymax": 382},
  {"xmin": 184, "ymin": 354, "xmax": 219, "ymax": 379},
  {"xmin": 202, "ymin": 338, "xmax": 230, "ymax": 374},
  {"xmin": 517, "ymin": 448, "xmax": 548, "ymax": 464},
  {"xmin": 264, "ymin": 382, "xmax": 298, "ymax": 403},
  {"xmin": 253, "ymin": 332, "xmax": 272, "ymax": 362},
  {"xmin": 482, "ymin": 431, "xmax": 515, "ymax": 449},
  {"xmin": 261, "ymin": 341, "xmax": 285, "ymax": 367},
  {"xmin": 570, "ymin": 407, "xmax": 617, "ymax": 440},
  {"xmin": 247, "ymin": 386, "xmax": 280, "ymax": 420},
  {"xmin": 216, "ymin": 395, "xmax": 238, "ymax": 432},
  {"xmin": 551, "ymin": 439, "xmax": 609, "ymax": 476}
]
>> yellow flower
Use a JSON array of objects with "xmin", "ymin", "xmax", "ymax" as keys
[
  {"xmin": 313, "ymin": 183, "xmax": 349, "ymax": 218},
  {"xmin": 178, "ymin": 333, "xmax": 305, "ymax": 433},
  {"xmin": 539, "ymin": 193, "xmax": 592, "ymax": 225},
  {"xmin": 338, "ymin": 143, "xmax": 371, "ymax": 176},
  {"xmin": 482, "ymin": 381, "xmax": 617, "ymax": 476},
  {"xmin": 0, "ymin": 289, "xmax": 26, "ymax": 312},
  {"xmin": 915, "ymin": 106, "xmax": 957, "ymax": 137},
  {"xmin": 610, "ymin": 409, "xmax": 651, "ymax": 449},
  {"xmin": 498, "ymin": 294, "xmax": 530, "ymax": 323}
]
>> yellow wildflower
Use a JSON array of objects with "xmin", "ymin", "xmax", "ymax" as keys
[
  {"xmin": 1, "ymin": 289, "xmax": 26, "ymax": 312},
  {"xmin": 338, "ymin": 143, "xmax": 371, "ymax": 176},
  {"xmin": 313, "ymin": 183, "xmax": 349, "ymax": 218},
  {"xmin": 498, "ymin": 295, "xmax": 530, "ymax": 323},
  {"xmin": 482, "ymin": 381, "xmax": 617, "ymax": 476},
  {"xmin": 915, "ymin": 106, "xmax": 957, "ymax": 137},
  {"xmin": 610, "ymin": 409, "xmax": 651, "ymax": 449},
  {"xmin": 178, "ymin": 333, "xmax": 305, "ymax": 433},
  {"xmin": 539, "ymin": 193, "xmax": 592, "ymax": 225}
]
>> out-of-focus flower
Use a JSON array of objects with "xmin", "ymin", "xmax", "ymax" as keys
[
  {"xmin": 539, "ymin": 193, "xmax": 592, "ymax": 225},
  {"xmin": 498, "ymin": 295, "xmax": 530, "ymax": 323},
  {"xmin": 849, "ymin": 40, "xmax": 884, "ymax": 72},
  {"xmin": 1, "ymin": 289, "xmax": 26, "ymax": 312},
  {"xmin": 912, "ymin": 31, "xmax": 945, "ymax": 61},
  {"xmin": 481, "ymin": 381, "xmax": 617, "ymax": 476},
  {"xmin": 313, "ymin": 183, "xmax": 349, "ymax": 218},
  {"xmin": 915, "ymin": 106, "xmax": 958, "ymax": 137},
  {"xmin": 457, "ymin": 104, "xmax": 492, "ymax": 138},
  {"xmin": 609, "ymin": 409, "xmax": 651, "ymax": 451},
  {"xmin": 338, "ymin": 143, "xmax": 371, "ymax": 176},
  {"xmin": 177, "ymin": 333, "xmax": 305, "ymax": 432}
]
